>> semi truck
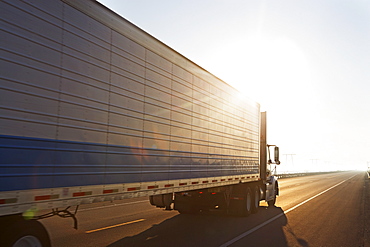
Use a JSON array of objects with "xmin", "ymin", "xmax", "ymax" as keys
[{"xmin": 0, "ymin": 0, "xmax": 280, "ymax": 246}]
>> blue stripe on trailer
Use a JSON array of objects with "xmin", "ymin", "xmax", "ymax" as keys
[{"xmin": 0, "ymin": 135, "xmax": 259, "ymax": 191}]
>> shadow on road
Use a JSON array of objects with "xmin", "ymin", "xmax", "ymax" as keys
[
  {"xmin": 107, "ymin": 206, "xmax": 300, "ymax": 247},
  {"xmin": 231, "ymin": 206, "xmax": 308, "ymax": 247}
]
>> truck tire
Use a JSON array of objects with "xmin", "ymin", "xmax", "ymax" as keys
[
  {"xmin": 267, "ymin": 196, "xmax": 276, "ymax": 207},
  {"xmin": 174, "ymin": 193, "xmax": 200, "ymax": 214},
  {"xmin": 0, "ymin": 219, "xmax": 51, "ymax": 247},
  {"xmin": 229, "ymin": 187, "xmax": 252, "ymax": 216},
  {"xmin": 267, "ymin": 183, "xmax": 277, "ymax": 207},
  {"xmin": 251, "ymin": 185, "xmax": 260, "ymax": 214},
  {"xmin": 245, "ymin": 187, "xmax": 252, "ymax": 216},
  {"xmin": 176, "ymin": 201, "xmax": 200, "ymax": 214}
]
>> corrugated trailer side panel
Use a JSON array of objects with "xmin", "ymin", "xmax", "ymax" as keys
[{"xmin": 0, "ymin": 0, "xmax": 260, "ymax": 192}]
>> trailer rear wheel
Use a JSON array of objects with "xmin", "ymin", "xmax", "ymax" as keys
[
  {"xmin": 1, "ymin": 219, "xmax": 51, "ymax": 247},
  {"xmin": 229, "ymin": 187, "xmax": 252, "ymax": 216},
  {"xmin": 174, "ymin": 193, "xmax": 200, "ymax": 214},
  {"xmin": 175, "ymin": 201, "xmax": 200, "ymax": 214},
  {"xmin": 251, "ymin": 185, "xmax": 260, "ymax": 214},
  {"xmin": 245, "ymin": 187, "xmax": 252, "ymax": 216}
]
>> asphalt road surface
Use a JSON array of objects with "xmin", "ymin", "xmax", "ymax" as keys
[{"xmin": 41, "ymin": 171, "xmax": 370, "ymax": 247}]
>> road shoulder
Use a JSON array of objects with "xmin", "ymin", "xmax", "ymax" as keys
[{"xmin": 365, "ymin": 174, "xmax": 370, "ymax": 247}]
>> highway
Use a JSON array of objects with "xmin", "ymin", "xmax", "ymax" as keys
[{"xmin": 41, "ymin": 171, "xmax": 369, "ymax": 247}]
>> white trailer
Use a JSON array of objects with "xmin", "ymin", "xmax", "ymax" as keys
[{"xmin": 0, "ymin": 0, "xmax": 280, "ymax": 246}]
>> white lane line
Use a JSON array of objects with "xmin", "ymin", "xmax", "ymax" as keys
[
  {"xmin": 220, "ymin": 174, "xmax": 357, "ymax": 247},
  {"xmin": 80, "ymin": 200, "xmax": 148, "ymax": 212}
]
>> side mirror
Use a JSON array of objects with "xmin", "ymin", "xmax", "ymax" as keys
[{"xmin": 274, "ymin": 146, "xmax": 280, "ymax": 164}]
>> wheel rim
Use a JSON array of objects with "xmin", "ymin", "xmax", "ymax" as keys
[
  {"xmin": 254, "ymin": 188, "xmax": 259, "ymax": 208},
  {"xmin": 246, "ymin": 191, "xmax": 251, "ymax": 212},
  {"xmin": 13, "ymin": 236, "xmax": 42, "ymax": 247}
]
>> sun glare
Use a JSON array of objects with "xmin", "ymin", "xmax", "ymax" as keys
[
  {"xmin": 204, "ymin": 36, "xmax": 311, "ymax": 108},
  {"xmin": 203, "ymin": 36, "xmax": 320, "ymax": 172},
  {"xmin": 242, "ymin": 36, "xmax": 311, "ymax": 103}
]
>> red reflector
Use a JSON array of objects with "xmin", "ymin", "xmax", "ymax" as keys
[
  {"xmin": 212, "ymin": 180, "xmax": 217, "ymax": 182},
  {"xmin": 35, "ymin": 195, "xmax": 51, "ymax": 201},
  {"xmin": 202, "ymin": 181, "xmax": 208, "ymax": 184},
  {"xmin": 221, "ymin": 179, "xmax": 225, "ymax": 181},
  {"xmin": 179, "ymin": 183, "xmax": 187, "ymax": 186},
  {"xmin": 35, "ymin": 194, "xmax": 59, "ymax": 200},
  {"xmin": 147, "ymin": 185, "xmax": 158, "ymax": 189},
  {"xmin": 211, "ymin": 192, "xmax": 217, "ymax": 195},
  {"xmin": 192, "ymin": 182, "xmax": 199, "ymax": 184},
  {"xmin": 127, "ymin": 187, "xmax": 137, "ymax": 191},
  {"xmin": 199, "ymin": 192, "xmax": 203, "ymax": 194},
  {"xmin": 228, "ymin": 178, "xmax": 233, "ymax": 181},
  {"xmin": 103, "ymin": 189, "xmax": 119, "ymax": 194},
  {"xmin": 72, "ymin": 191, "xmax": 92, "ymax": 197},
  {"xmin": 165, "ymin": 184, "xmax": 174, "ymax": 187},
  {"xmin": 73, "ymin": 192, "xmax": 85, "ymax": 197},
  {"xmin": 0, "ymin": 199, "xmax": 5, "ymax": 204}
]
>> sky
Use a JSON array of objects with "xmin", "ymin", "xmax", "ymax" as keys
[{"xmin": 98, "ymin": 0, "xmax": 370, "ymax": 172}]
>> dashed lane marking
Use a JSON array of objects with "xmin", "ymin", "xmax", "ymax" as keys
[{"xmin": 85, "ymin": 219, "xmax": 145, "ymax": 234}]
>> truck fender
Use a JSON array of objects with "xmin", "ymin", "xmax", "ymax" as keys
[{"xmin": 265, "ymin": 176, "xmax": 278, "ymax": 201}]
